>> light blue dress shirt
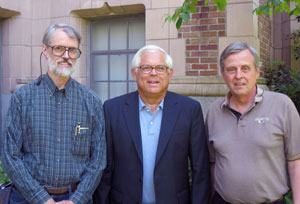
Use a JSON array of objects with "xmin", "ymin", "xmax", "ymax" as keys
[{"xmin": 139, "ymin": 96, "xmax": 164, "ymax": 204}]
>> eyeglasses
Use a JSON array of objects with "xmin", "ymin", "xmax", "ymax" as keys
[
  {"xmin": 138, "ymin": 65, "xmax": 169, "ymax": 74},
  {"xmin": 47, "ymin": 45, "xmax": 81, "ymax": 59}
]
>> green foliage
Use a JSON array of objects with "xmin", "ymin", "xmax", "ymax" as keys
[
  {"xmin": 0, "ymin": 159, "xmax": 10, "ymax": 184},
  {"xmin": 285, "ymin": 191, "xmax": 293, "ymax": 204},
  {"xmin": 167, "ymin": 0, "xmax": 300, "ymax": 29},
  {"xmin": 253, "ymin": 0, "xmax": 300, "ymax": 17},
  {"xmin": 290, "ymin": 29, "xmax": 300, "ymax": 60},
  {"xmin": 165, "ymin": 0, "xmax": 226, "ymax": 29},
  {"xmin": 265, "ymin": 60, "xmax": 300, "ymax": 113}
]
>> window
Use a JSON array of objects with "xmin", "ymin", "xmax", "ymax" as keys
[{"xmin": 90, "ymin": 16, "xmax": 145, "ymax": 102}]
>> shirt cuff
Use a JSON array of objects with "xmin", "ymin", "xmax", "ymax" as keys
[
  {"xmin": 27, "ymin": 188, "xmax": 51, "ymax": 204},
  {"xmin": 70, "ymin": 191, "xmax": 90, "ymax": 204}
]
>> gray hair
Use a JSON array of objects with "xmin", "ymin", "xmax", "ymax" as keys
[
  {"xmin": 132, "ymin": 45, "xmax": 173, "ymax": 71},
  {"xmin": 42, "ymin": 23, "xmax": 81, "ymax": 47},
  {"xmin": 220, "ymin": 42, "xmax": 261, "ymax": 72}
]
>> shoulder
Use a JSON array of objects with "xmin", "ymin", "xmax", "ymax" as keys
[
  {"xmin": 262, "ymin": 90, "xmax": 294, "ymax": 106},
  {"xmin": 72, "ymin": 80, "xmax": 102, "ymax": 103},
  {"xmin": 206, "ymin": 97, "xmax": 225, "ymax": 118},
  {"xmin": 166, "ymin": 91, "xmax": 203, "ymax": 114},
  {"xmin": 12, "ymin": 79, "xmax": 38, "ymax": 101},
  {"xmin": 167, "ymin": 91, "xmax": 199, "ymax": 106},
  {"xmin": 104, "ymin": 92, "xmax": 136, "ymax": 106},
  {"xmin": 210, "ymin": 97, "xmax": 225, "ymax": 108}
]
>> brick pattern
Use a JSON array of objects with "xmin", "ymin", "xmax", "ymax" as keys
[
  {"xmin": 178, "ymin": 1, "xmax": 226, "ymax": 76},
  {"xmin": 258, "ymin": 0, "xmax": 272, "ymax": 73}
]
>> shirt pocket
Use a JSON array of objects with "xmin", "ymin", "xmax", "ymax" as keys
[{"xmin": 71, "ymin": 122, "xmax": 92, "ymax": 156}]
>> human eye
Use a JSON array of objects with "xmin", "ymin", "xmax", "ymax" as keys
[
  {"xmin": 69, "ymin": 48, "xmax": 79, "ymax": 54},
  {"xmin": 156, "ymin": 65, "xmax": 168, "ymax": 73},
  {"xmin": 140, "ymin": 65, "xmax": 152, "ymax": 73},
  {"xmin": 225, "ymin": 67, "xmax": 236, "ymax": 74},
  {"xmin": 242, "ymin": 66, "xmax": 250, "ymax": 72},
  {"xmin": 53, "ymin": 46, "xmax": 65, "ymax": 53}
]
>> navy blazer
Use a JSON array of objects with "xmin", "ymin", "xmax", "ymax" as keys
[{"xmin": 93, "ymin": 91, "xmax": 210, "ymax": 204}]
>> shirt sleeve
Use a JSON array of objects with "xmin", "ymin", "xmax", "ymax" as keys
[
  {"xmin": 190, "ymin": 102, "xmax": 211, "ymax": 204},
  {"xmin": 1, "ymin": 92, "xmax": 52, "ymax": 204},
  {"xmin": 70, "ymin": 97, "xmax": 107, "ymax": 204},
  {"xmin": 205, "ymin": 108, "xmax": 216, "ymax": 163},
  {"xmin": 284, "ymin": 97, "xmax": 300, "ymax": 161}
]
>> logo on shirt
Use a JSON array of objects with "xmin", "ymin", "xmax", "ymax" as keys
[{"xmin": 254, "ymin": 117, "xmax": 269, "ymax": 124}]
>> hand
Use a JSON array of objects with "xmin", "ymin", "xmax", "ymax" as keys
[
  {"xmin": 43, "ymin": 198, "xmax": 56, "ymax": 204},
  {"xmin": 56, "ymin": 200, "xmax": 76, "ymax": 204}
]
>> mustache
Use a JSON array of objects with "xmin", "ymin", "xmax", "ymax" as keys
[{"xmin": 56, "ymin": 58, "xmax": 73, "ymax": 66}]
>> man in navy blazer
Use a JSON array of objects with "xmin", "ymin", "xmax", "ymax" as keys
[{"xmin": 93, "ymin": 45, "xmax": 210, "ymax": 204}]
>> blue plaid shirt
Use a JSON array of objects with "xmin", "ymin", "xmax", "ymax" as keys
[{"xmin": 2, "ymin": 74, "xmax": 106, "ymax": 204}]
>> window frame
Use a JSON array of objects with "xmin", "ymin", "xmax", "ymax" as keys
[{"xmin": 89, "ymin": 15, "xmax": 145, "ymax": 101}]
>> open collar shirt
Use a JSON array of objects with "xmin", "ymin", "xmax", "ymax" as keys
[
  {"xmin": 2, "ymin": 73, "xmax": 106, "ymax": 204},
  {"xmin": 139, "ymin": 96, "xmax": 164, "ymax": 204},
  {"xmin": 206, "ymin": 87, "xmax": 300, "ymax": 203}
]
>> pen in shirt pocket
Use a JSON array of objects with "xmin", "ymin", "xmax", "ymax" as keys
[{"xmin": 75, "ymin": 122, "xmax": 89, "ymax": 136}]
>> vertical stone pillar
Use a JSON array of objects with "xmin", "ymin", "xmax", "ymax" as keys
[{"xmin": 218, "ymin": 0, "xmax": 260, "ymax": 60}]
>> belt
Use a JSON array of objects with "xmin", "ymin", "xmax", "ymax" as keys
[
  {"xmin": 44, "ymin": 184, "xmax": 78, "ymax": 195},
  {"xmin": 214, "ymin": 191, "xmax": 286, "ymax": 204}
]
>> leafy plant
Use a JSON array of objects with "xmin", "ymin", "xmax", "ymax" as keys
[
  {"xmin": 290, "ymin": 29, "xmax": 300, "ymax": 60},
  {"xmin": 0, "ymin": 159, "xmax": 10, "ymax": 184},
  {"xmin": 264, "ymin": 60, "xmax": 300, "ymax": 113},
  {"xmin": 253, "ymin": 0, "xmax": 300, "ymax": 17},
  {"xmin": 166, "ymin": 0, "xmax": 300, "ymax": 29},
  {"xmin": 165, "ymin": 0, "xmax": 226, "ymax": 29},
  {"xmin": 285, "ymin": 191, "xmax": 293, "ymax": 204}
]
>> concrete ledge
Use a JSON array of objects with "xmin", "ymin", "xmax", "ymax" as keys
[
  {"xmin": 12, "ymin": 76, "xmax": 268, "ymax": 97},
  {"xmin": 169, "ymin": 76, "xmax": 268, "ymax": 96},
  {"xmin": 71, "ymin": 3, "xmax": 145, "ymax": 19},
  {"xmin": 0, "ymin": 7, "xmax": 19, "ymax": 18}
]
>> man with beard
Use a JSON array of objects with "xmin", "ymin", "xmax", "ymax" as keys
[{"xmin": 1, "ymin": 23, "xmax": 106, "ymax": 204}]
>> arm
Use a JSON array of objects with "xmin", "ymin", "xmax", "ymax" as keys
[
  {"xmin": 1, "ymin": 93, "xmax": 52, "ymax": 204},
  {"xmin": 190, "ymin": 102, "xmax": 211, "ymax": 204},
  {"xmin": 210, "ymin": 163, "xmax": 215, "ymax": 197},
  {"xmin": 288, "ymin": 159, "xmax": 300, "ymax": 204},
  {"xmin": 93, "ymin": 102, "xmax": 113, "ymax": 204},
  {"xmin": 69, "ymin": 99, "xmax": 107, "ymax": 204}
]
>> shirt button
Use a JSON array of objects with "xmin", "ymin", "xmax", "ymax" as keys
[
  {"xmin": 56, "ymin": 159, "xmax": 60, "ymax": 162},
  {"xmin": 55, "ymin": 178, "xmax": 58, "ymax": 181},
  {"xmin": 150, "ymin": 121, "xmax": 153, "ymax": 125},
  {"xmin": 58, "ymin": 102, "xmax": 61, "ymax": 105},
  {"xmin": 57, "ymin": 138, "xmax": 60, "ymax": 142},
  {"xmin": 58, "ymin": 120, "xmax": 60, "ymax": 124}
]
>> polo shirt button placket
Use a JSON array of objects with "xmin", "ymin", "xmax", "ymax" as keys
[{"xmin": 240, "ymin": 118, "xmax": 246, "ymax": 127}]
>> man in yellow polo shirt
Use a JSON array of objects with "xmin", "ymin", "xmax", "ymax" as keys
[{"xmin": 206, "ymin": 42, "xmax": 300, "ymax": 204}]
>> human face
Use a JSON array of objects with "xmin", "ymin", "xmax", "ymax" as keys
[
  {"xmin": 222, "ymin": 49, "xmax": 260, "ymax": 99},
  {"xmin": 131, "ymin": 51, "xmax": 173, "ymax": 100},
  {"xmin": 42, "ymin": 29, "xmax": 79, "ymax": 77}
]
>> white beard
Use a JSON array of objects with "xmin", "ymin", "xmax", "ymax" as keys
[{"xmin": 48, "ymin": 56, "xmax": 79, "ymax": 77}]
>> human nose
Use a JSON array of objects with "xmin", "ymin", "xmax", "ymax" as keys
[
  {"xmin": 62, "ymin": 49, "xmax": 70, "ymax": 58},
  {"xmin": 149, "ymin": 67, "xmax": 158, "ymax": 75},
  {"xmin": 234, "ymin": 68, "xmax": 243, "ymax": 79}
]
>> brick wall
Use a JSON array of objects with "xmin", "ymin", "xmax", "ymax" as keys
[
  {"xmin": 178, "ymin": 1, "xmax": 226, "ymax": 76},
  {"xmin": 258, "ymin": 2, "xmax": 272, "ymax": 71}
]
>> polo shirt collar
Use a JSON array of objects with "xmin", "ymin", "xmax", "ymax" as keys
[
  {"xmin": 44, "ymin": 73, "xmax": 73, "ymax": 98},
  {"xmin": 221, "ymin": 86, "xmax": 264, "ymax": 109}
]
